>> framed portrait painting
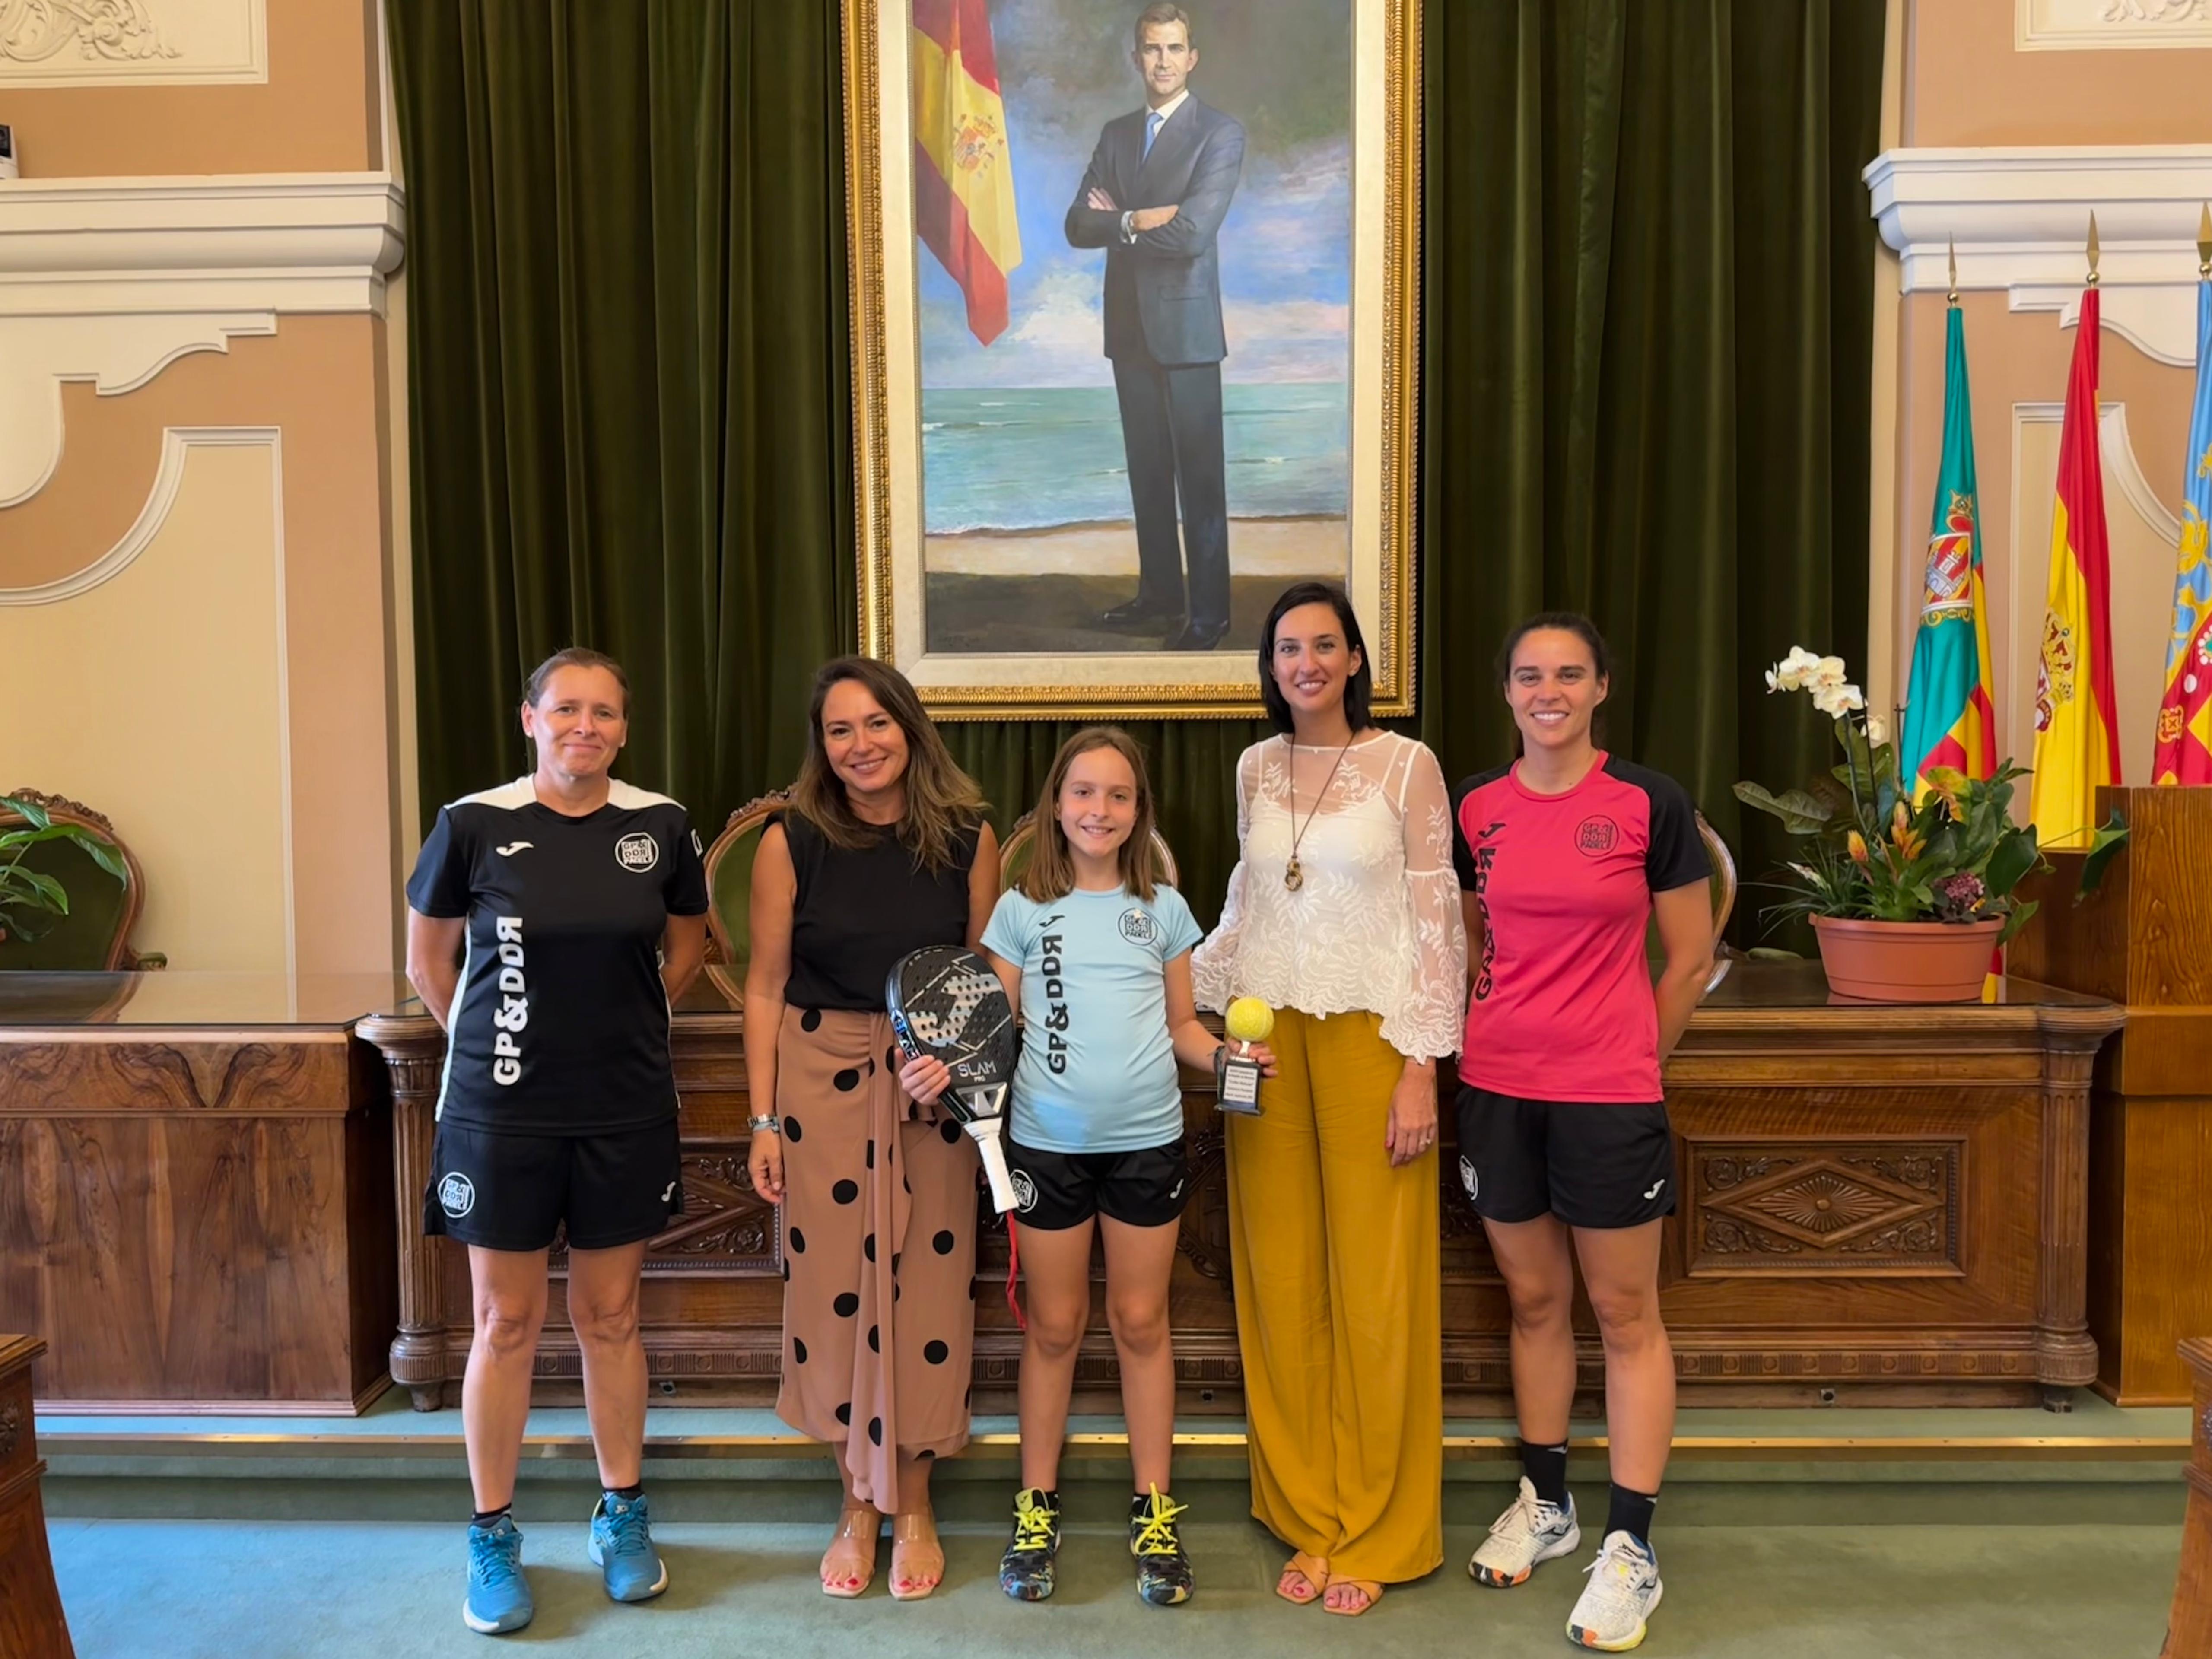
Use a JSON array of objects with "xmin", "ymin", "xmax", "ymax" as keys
[{"xmin": 843, "ymin": 0, "xmax": 1420, "ymax": 718}]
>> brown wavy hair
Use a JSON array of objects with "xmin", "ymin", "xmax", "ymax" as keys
[
  {"xmin": 790, "ymin": 656, "xmax": 987, "ymax": 871},
  {"xmin": 1020, "ymin": 726, "xmax": 1164, "ymax": 903}
]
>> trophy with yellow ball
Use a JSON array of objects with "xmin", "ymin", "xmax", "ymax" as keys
[{"xmin": 1218, "ymin": 997, "xmax": 1274, "ymax": 1115}]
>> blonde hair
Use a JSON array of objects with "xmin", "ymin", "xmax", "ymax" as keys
[
  {"xmin": 1020, "ymin": 726, "xmax": 1164, "ymax": 903},
  {"xmin": 790, "ymin": 656, "xmax": 987, "ymax": 871}
]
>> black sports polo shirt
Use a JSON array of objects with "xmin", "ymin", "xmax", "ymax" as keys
[{"xmin": 407, "ymin": 778, "xmax": 711, "ymax": 1135}]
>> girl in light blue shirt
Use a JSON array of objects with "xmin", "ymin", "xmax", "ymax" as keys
[{"xmin": 979, "ymin": 726, "xmax": 1274, "ymax": 1610}]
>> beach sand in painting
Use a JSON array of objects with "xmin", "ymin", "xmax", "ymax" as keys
[{"xmin": 923, "ymin": 515, "xmax": 1346, "ymax": 654}]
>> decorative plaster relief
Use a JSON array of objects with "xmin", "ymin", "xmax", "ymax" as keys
[
  {"xmin": 0, "ymin": 172, "xmax": 400, "ymax": 509},
  {"xmin": 0, "ymin": 0, "xmax": 266, "ymax": 86},
  {"xmin": 2019, "ymin": 0, "xmax": 2212, "ymax": 51},
  {"xmin": 1867, "ymin": 147, "xmax": 2212, "ymax": 365}
]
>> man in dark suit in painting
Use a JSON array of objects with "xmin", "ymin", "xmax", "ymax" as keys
[{"xmin": 1064, "ymin": 3, "xmax": 1246, "ymax": 651}]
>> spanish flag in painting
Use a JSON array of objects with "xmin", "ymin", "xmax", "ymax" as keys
[
  {"xmin": 912, "ymin": 0, "xmax": 1022, "ymax": 345},
  {"xmin": 2151, "ymin": 278, "xmax": 2212, "ymax": 786},
  {"xmin": 2028, "ymin": 286, "xmax": 2124, "ymax": 848},
  {"xmin": 1902, "ymin": 304, "xmax": 1997, "ymax": 797}
]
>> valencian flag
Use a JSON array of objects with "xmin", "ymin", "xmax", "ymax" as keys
[
  {"xmin": 2028, "ymin": 285, "xmax": 2124, "ymax": 847},
  {"xmin": 2151, "ymin": 273, "xmax": 2212, "ymax": 784},
  {"xmin": 912, "ymin": 0, "xmax": 1023, "ymax": 345},
  {"xmin": 1902, "ymin": 303, "xmax": 1998, "ymax": 796}
]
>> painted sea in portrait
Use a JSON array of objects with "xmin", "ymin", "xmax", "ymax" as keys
[{"xmin": 915, "ymin": 0, "xmax": 1352, "ymax": 655}]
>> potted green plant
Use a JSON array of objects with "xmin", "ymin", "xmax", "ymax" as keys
[
  {"xmin": 0, "ymin": 793, "xmax": 130, "ymax": 947},
  {"xmin": 1733, "ymin": 649, "xmax": 2044, "ymax": 1002}
]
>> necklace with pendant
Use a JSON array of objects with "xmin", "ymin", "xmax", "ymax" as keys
[{"xmin": 1283, "ymin": 734, "xmax": 1355, "ymax": 891}]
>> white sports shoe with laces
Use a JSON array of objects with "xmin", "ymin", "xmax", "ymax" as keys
[
  {"xmin": 1567, "ymin": 1530, "xmax": 1663, "ymax": 1651},
  {"xmin": 1468, "ymin": 1476, "xmax": 1581, "ymax": 1587}
]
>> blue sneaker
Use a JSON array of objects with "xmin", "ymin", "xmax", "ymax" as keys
[
  {"xmin": 463, "ymin": 1514, "xmax": 533, "ymax": 1634},
  {"xmin": 589, "ymin": 1490, "xmax": 669, "ymax": 1603}
]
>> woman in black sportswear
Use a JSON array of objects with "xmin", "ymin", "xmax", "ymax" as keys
[{"xmin": 405, "ymin": 647, "xmax": 709, "ymax": 1637}]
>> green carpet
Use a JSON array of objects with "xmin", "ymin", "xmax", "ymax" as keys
[{"xmin": 49, "ymin": 1510, "xmax": 2181, "ymax": 1659}]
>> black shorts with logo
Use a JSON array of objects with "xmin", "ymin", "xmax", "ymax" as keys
[
  {"xmin": 1004, "ymin": 1136, "xmax": 1189, "ymax": 1231},
  {"xmin": 423, "ymin": 1117, "xmax": 683, "ymax": 1252},
  {"xmin": 1454, "ymin": 1087, "xmax": 1676, "ymax": 1230}
]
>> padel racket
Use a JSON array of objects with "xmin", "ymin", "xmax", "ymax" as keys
[{"xmin": 886, "ymin": 945, "xmax": 1019, "ymax": 1213}]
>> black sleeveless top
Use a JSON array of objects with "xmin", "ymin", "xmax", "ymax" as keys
[{"xmin": 774, "ymin": 810, "xmax": 980, "ymax": 1011}]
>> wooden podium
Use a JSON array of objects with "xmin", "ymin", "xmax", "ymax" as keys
[{"xmin": 2012, "ymin": 786, "xmax": 2212, "ymax": 1405}]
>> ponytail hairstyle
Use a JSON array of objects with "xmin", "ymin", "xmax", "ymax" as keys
[{"xmin": 1020, "ymin": 726, "xmax": 1165, "ymax": 904}]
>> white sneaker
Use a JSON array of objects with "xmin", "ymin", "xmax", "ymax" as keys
[
  {"xmin": 1468, "ymin": 1476, "xmax": 1581, "ymax": 1587},
  {"xmin": 1566, "ymin": 1530, "xmax": 1663, "ymax": 1651}
]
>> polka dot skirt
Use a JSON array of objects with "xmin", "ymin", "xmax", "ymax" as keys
[{"xmin": 772, "ymin": 1005, "xmax": 979, "ymax": 1507}]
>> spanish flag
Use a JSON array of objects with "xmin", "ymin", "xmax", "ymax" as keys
[
  {"xmin": 2028, "ymin": 286, "xmax": 2124, "ymax": 848},
  {"xmin": 2151, "ymin": 277, "xmax": 2212, "ymax": 786},
  {"xmin": 912, "ymin": 0, "xmax": 1022, "ymax": 346},
  {"xmin": 1902, "ymin": 303, "xmax": 1998, "ymax": 796}
]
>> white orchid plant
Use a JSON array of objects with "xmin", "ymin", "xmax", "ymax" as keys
[{"xmin": 1735, "ymin": 648, "xmax": 2044, "ymax": 941}]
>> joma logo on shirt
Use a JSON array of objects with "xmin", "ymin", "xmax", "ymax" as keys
[
  {"xmin": 1471, "ymin": 823, "xmax": 1503, "ymax": 1003},
  {"xmin": 1039, "ymin": 931, "xmax": 1071, "ymax": 1074},
  {"xmin": 490, "ymin": 915, "xmax": 527, "ymax": 1085}
]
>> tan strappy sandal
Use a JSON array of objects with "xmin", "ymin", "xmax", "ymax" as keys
[
  {"xmin": 1276, "ymin": 1551, "xmax": 1330, "ymax": 1605},
  {"xmin": 1323, "ymin": 1576, "xmax": 1383, "ymax": 1616},
  {"xmin": 820, "ymin": 1504, "xmax": 879, "ymax": 1598},
  {"xmin": 888, "ymin": 1509, "xmax": 946, "ymax": 1601}
]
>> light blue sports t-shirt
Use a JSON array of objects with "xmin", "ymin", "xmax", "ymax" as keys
[{"xmin": 981, "ymin": 883, "xmax": 1204, "ymax": 1155}]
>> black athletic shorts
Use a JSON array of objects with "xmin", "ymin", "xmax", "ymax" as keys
[
  {"xmin": 1454, "ymin": 1087, "xmax": 1676, "ymax": 1230},
  {"xmin": 423, "ymin": 1118, "xmax": 683, "ymax": 1252},
  {"xmin": 1004, "ymin": 1136, "xmax": 1189, "ymax": 1231}
]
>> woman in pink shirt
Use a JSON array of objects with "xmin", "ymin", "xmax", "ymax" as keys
[{"xmin": 1450, "ymin": 613, "xmax": 1714, "ymax": 1654}]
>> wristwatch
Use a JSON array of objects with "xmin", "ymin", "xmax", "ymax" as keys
[{"xmin": 747, "ymin": 1114, "xmax": 780, "ymax": 1135}]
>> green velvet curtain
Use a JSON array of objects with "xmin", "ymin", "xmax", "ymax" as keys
[{"xmin": 390, "ymin": 0, "xmax": 1882, "ymax": 938}]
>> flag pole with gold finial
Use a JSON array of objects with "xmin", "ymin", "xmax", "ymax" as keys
[
  {"xmin": 1948, "ymin": 238, "xmax": 1959, "ymax": 307},
  {"xmin": 2087, "ymin": 212, "xmax": 2101, "ymax": 287},
  {"xmin": 2198, "ymin": 201, "xmax": 2210, "ymax": 280}
]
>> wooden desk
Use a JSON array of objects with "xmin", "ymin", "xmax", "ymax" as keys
[
  {"xmin": 0, "ymin": 1336, "xmax": 75, "ymax": 1659},
  {"xmin": 362, "ymin": 962, "xmax": 2120, "ymax": 1412},
  {"xmin": 2171, "ymin": 1338, "xmax": 2212, "ymax": 1658},
  {"xmin": 0, "ymin": 974, "xmax": 403, "ymax": 1414}
]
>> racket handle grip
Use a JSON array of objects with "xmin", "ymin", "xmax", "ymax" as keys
[{"xmin": 975, "ymin": 1131, "xmax": 1018, "ymax": 1214}]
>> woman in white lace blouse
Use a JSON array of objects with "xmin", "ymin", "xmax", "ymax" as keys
[{"xmin": 1192, "ymin": 582, "xmax": 1466, "ymax": 1617}]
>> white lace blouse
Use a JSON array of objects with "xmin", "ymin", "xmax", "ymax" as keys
[{"xmin": 1192, "ymin": 731, "xmax": 1468, "ymax": 1061}]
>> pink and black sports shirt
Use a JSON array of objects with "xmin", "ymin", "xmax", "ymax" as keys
[{"xmin": 1451, "ymin": 754, "xmax": 1710, "ymax": 1103}]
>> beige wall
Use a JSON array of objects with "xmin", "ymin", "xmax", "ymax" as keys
[
  {"xmin": 0, "ymin": 6, "xmax": 406, "ymax": 974},
  {"xmin": 1875, "ymin": 0, "xmax": 2202, "ymax": 795}
]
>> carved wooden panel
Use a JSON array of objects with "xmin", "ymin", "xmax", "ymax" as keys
[
  {"xmin": 1686, "ymin": 1140, "xmax": 1962, "ymax": 1276},
  {"xmin": 547, "ymin": 1144, "xmax": 778, "ymax": 1276}
]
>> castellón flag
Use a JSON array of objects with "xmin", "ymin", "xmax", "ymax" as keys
[
  {"xmin": 2151, "ymin": 279, "xmax": 2212, "ymax": 785},
  {"xmin": 1902, "ymin": 305, "xmax": 1998, "ymax": 796},
  {"xmin": 2028, "ymin": 286, "xmax": 2124, "ymax": 847},
  {"xmin": 912, "ymin": 0, "xmax": 1023, "ymax": 345}
]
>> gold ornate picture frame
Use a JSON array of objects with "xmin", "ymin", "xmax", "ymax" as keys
[{"xmin": 844, "ymin": 0, "xmax": 1419, "ymax": 719}]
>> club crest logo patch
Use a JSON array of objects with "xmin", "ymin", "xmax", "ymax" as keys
[
  {"xmin": 615, "ymin": 832, "xmax": 660, "ymax": 872},
  {"xmin": 438, "ymin": 1172, "xmax": 476, "ymax": 1218},
  {"xmin": 1575, "ymin": 815, "xmax": 1619, "ymax": 857},
  {"xmin": 1010, "ymin": 1170, "xmax": 1039, "ymax": 1214},
  {"xmin": 1118, "ymin": 906, "xmax": 1158, "ymax": 945}
]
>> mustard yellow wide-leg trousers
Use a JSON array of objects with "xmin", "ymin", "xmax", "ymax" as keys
[{"xmin": 1224, "ymin": 1006, "xmax": 1443, "ymax": 1584}]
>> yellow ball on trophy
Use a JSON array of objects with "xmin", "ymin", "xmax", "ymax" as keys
[{"xmin": 1224, "ymin": 998, "xmax": 1275, "ymax": 1045}]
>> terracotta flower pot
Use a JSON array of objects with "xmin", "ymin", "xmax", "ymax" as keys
[{"xmin": 1809, "ymin": 915, "xmax": 2003, "ymax": 1003}]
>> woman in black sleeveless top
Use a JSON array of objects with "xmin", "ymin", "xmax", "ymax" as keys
[{"xmin": 745, "ymin": 657, "xmax": 999, "ymax": 1602}]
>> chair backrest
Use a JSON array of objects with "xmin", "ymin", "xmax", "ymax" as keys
[
  {"xmin": 0, "ymin": 789, "xmax": 144, "ymax": 971},
  {"xmin": 1645, "ymin": 810, "xmax": 1736, "ymax": 993},
  {"xmin": 701, "ymin": 789, "xmax": 792, "ymax": 1006},
  {"xmin": 997, "ymin": 810, "xmax": 1181, "ymax": 895}
]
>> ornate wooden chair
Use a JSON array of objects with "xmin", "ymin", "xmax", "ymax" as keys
[
  {"xmin": 700, "ymin": 789, "xmax": 793, "ymax": 1006},
  {"xmin": 1646, "ymin": 810, "xmax": 1737, "ymax": 993},
  {"xmin": 996, "ymin": 810, "xmax": 1180, "ymax": 894},
  {"xmin": 0, "ymin": 789, "xmax": 160, "ymax": 971}
]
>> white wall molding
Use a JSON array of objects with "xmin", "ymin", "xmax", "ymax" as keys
[
  {"xmin": 1865, "ymin": 146, "xmax": 2212, "ymax": 365},
  {"xmin": 2018, "ymin": 0, "xmax": 2212, "ymax": 52},
  {"xmin": 2012, "ymin": 399, "xmax": 2183, "ymax": 548},
  {"xmin": 0, "ymin": 173, "xmax": 404, "ymax": 317},
  {"xmin": 0, "ymin": 0, "xmax": 267, "ymax": 86}
]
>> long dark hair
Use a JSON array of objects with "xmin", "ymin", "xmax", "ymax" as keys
[
  {"xmin": 790, "ymin": 657, "xmax": 987, "ymax": 871},
  {"xmin": 1257, "ymin": 581, "xmax": 1373, "ymax": 734},
  {"xmin": 1495, "ymin": 611, "xmax": 1611, "ymax": 686}
]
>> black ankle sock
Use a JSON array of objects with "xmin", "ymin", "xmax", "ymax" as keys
[
  {"xmin": 607, "ymin": 1482, "xmax": 645, "ymax": 1503},
  {"xmin": 1520, "ymin": 1439, "xmax": 1570, "ymax": 1508},
  {"xmin": 471, "ymin": 1504, "xmax": 512, "ymax": 1529},
  {"xmin": 1606, "ymin": 1483, "xmax": 1658, "ymax": 1547}
]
